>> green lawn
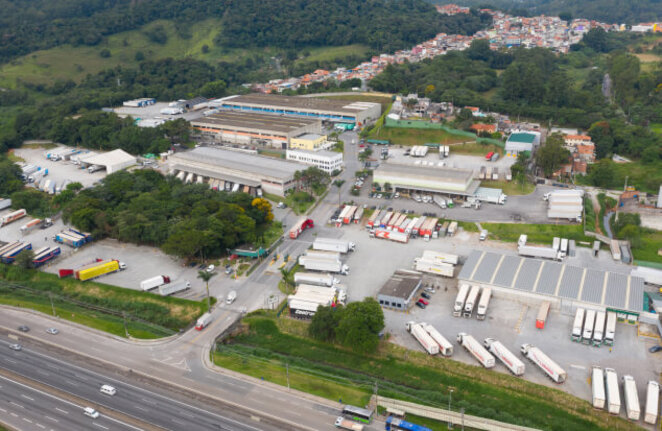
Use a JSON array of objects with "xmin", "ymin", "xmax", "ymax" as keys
[
  {"xmin": 482, "ymin": 223, "xmax": 592, "ymax": 245},
  {"xmin": 296, "ymin": 44, "xmax": 371, "ymax": 64},
  {"xmin": 215, "ymin": 313, "xmax": 637, "ymax": 431},
  {"xmin": 578, "ymin": 161, "xmax": 662, "ymax": 194},
  {"xmin": 367, "ymin": 127, "xmax": 470, "ymax": 146},
  {"xmin": 633, "ymin": 229, "xmax": 662, "ymax": 264},
  {"xmin": 650, "ymin": 123, "xmax": 662, "ymax": 135},
  {"xmin": 449, "ymin": 141, "xmax": 502, "ymax": 156},
  {"xmin": 480, "ymin": 179, "xmax": 535, "ymax": 196}
]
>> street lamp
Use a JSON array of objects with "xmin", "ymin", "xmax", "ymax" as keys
[{"xmin": 448, "ymin": 388, "xmax": 454, "ymax": 430}]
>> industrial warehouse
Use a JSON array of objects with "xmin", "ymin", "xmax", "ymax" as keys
[
  {"xmin": 458, "ymin": 250, "xmax": 647, "ymax": 317},
  {"xmin": 373, "ymin": 163, "xmax": 480, "ymax": 197},
  {"xmin": 190, "ymin": 111, "xmax": 321, "ymax": 148},
  {"xmin": 212, "ymin": 94, "xmax": 381, "ymax": 125},
  {"xmin": 377, "ymin": 270, "xmax": 423, "ymax": 310},
  {"xmin": 168, "ymin": 147, "xmax": 301, "ymax": 195}
]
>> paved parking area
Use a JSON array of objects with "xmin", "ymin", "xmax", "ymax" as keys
[{"xmin": 386, "ymin": 147, "xmax": 515, "ymax": 174}]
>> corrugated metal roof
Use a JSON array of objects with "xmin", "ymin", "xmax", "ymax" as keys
[
  {"xmin": 558, "ymin": 265, "xmax": 583, "ymax": 299},
  {"xmin": 605, "ymin": 273, "xmax": 628, "ymax": 308},
  {"xmin": 473, "ymin": 252, "xmax": 501, "ymax": 283},
  {"xmin": 537, "ymin": 262, "xmax": 563, "ymax": 295},
  {"xmin": 458, "ymin": 251, "xmax": 482, "ymax": 280},
  {"xmin": 513, "ymin": 259, "xmax": 541, "ymax": 291},
  {"xmin": 493, "ymin": 255, "xmax": 521, "ymax": 287},
  {"xmin": 628, "ymin": 277, "xmax": 645, "ymax": 311},
  {"xmin": 581, "ymin": 269, "xmax": 605, "ymax": 304}
]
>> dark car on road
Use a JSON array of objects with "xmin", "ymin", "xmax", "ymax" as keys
[{"xmin": 18, "ymin": 325, "xmax": 29, "ymax": 332}]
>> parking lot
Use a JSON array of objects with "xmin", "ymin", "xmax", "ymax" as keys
[
  {"xmin": 386, "ymin": 147, "xmax": 516, "ymax": 175},
  {"xmin": 15, "ymin": 146, "xmax": 108, "ymax": 190},
  {"xmin": 308, "ymin": 220, "xmax": 661, "ymax": 413}
]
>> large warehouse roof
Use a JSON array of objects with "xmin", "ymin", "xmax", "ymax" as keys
[
  {"xmin": 373, "ymin": 163, "xmax": 479, "ymax": 195},
  {"xmin": 191, "ymin": 111, "xmax": 320, "ymax": 135},
  {"xmin": 171, "ymin": 147, "xmax": 301, "ymax": 180},
  {"xmin": 219, "ymin": 94, "xmax": 379, "ymax": 116},
  {"xmin": 458, "ymin": 250, "xmax": 645, "ymax": 314},
  {"xmin": 80, "ymin": 149, "xmax": 136, "ymax": 173}
]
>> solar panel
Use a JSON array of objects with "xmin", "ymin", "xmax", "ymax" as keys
[
  {"xmin": 558, "ymin": 266, "xmax": 583, "ymax": 299},
  {"xmin": 536, "ymin": 262, "xmax": 563, "ymax": 295},
  {"xmin": 513, "ymin": 259, "xmax": 541, "ymax": 291}
]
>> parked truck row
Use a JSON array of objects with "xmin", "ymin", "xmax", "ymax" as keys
[
  {"xmin": 571, "ymin": 308, "xmax": 616, "ymax": 346},
  {"xmin": 453, "ymin": 284, "xmax": 491, "ymax": 319},
  {"xmin": 0, "ymin": 241, "xmax": 32, "ymax": 264},
  {"xmin": 592, "ymin": 367, "xmax": 658, "ymax": 424},
  {"xmin": 405, "ymin": 321, "xmax": 453, "ymax": 357}
]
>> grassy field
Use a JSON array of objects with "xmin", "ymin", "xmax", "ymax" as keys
[
  {"xmin": 0, "ymin": 267, "xmax": 207, "ymax": 338},
  {"xmin": 297, "ymin": 44, "xmax": 371, "ymax": 64},
  {"xmin": 367, "ymin": 127, "xmax": 470, "ymax": 146},
  {"xmin": 448, "ymin": 141, "xmax": 501, "ymax": 156},
  {"xmin": 650, "ymin": 123, "xmax": 662, "ymax": 135},
  {"xmin": 578, "ymin": 161, "xmax": 662, "ymax": 194},
  {"xmin": 633, "ymin": 229, "xmax": 662, "ymax": 263},
  {"xmin": 215, "ymin": 313, "xmax": 638, "ymax": 431},
  {"xmin": 480, "ymin": 179, "xmax": 535, "ymax": 196},
  {"xmin": 482, "ymin": 222, "xmax": 592, "ymax": 245}
]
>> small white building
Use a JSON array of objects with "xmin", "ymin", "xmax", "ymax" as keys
[
  {"xmin": 79, "ymin": 149, "xmax": 137, "ymax": 174},
  {"xmin": 286, "ymin": 149, "xmax": 343, "ymax": 174}
]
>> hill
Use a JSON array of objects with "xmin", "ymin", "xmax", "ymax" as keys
[{"xmin": 430, "ymin": 0, "xmax": 662, "ymax": 23}]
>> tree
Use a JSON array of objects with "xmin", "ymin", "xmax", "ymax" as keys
[
  {"xmin": 335, "ymin": 298, "xmax": 384, "ymax": 353},
  {"xmin": 333, "ymin": 179, "xmax": 345, "ymax": 208},
  {"xmin": 535, "ymin": 133, "xmax": 571, "ymax": 177},
  {"xmin": 251, "ymin": 198, "xmax": 274, "ymax": 224},
  {"xmin": 308, "ymin": 305, "xmax": 343, "ymax": 341},
  {"xmin": 280, "ymin": 268, "xmax": 295, "ymax": 293},
  {"xmin": 15, "ymin": 250, "xmax": 35, "ymax": 270},
  {"xmin": 197, "ymin": 270, "xmax": 216, "ymax": 312}
]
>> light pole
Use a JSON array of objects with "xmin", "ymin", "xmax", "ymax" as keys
[{"xmin": 447, "ymin": 388, "xmax": 454, "ymax": 430}]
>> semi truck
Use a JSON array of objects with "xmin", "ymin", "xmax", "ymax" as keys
[
  {"xmin": 571, "ymin": 308, "xmax": 585, "ymax": 342},
  {"xmin": 592, "ymin": 367, "xmax": 606, "ymax": 409},
  {"xmin": 289, "ymin": 218, "xmax": 314, "ymax": 239},
  {"xmin": 334, "ymin": 417, "xmax": 364, "ymax": 431},
  {"xmin": 453, "ymin": 284, "xmax": 470, "ymax": 317},
  {"xmin": 560, "ymin": 238, "xmax": 569, "ymax": 258},
  {"xmin": 140, "ymin": 275, "xmax": 172, "ymax": 291},
  {"xmin": 484, "ymin": 338, "xmax": 525, "ymax": 376},
  {"xmin": 370, "ymin": 229, "xmax": 408, "ymax": 243},
  {"xmin": 457, "ymin": 333, "xmax": 495, "ymax": 368},
  {"xmin": 54, "ymin": 232, "xmax": 85, "ymax": 248},
  {"xmin": 623, "ymin": 375, "xmax": 641, "ymax": 421},
  {"xmin": 463, "ymin": 285, "xmax": 481, "ymax": 317},
  {"xmin": 518, "ymin": 245, "xmax": 561, "ymax": 261},
  {"xmin": 195, "ymin": 312, "xmax": 213, "ymax": 330},
  {"xmin": 158, "ymin": 280, "xmax": 190, "ymax": 296},
  {"xmin": 1, "ymin": 209, "xmax": 27, "ymax": 226},
  {"xmin": 593, "ymin": 311, "xmax": 606, "ymax": 346},
  {"xmin": 20, "ymin": 218, "xmax": 43, "ymax": 234},
  {"xmin": 413, "ymin": 259, "xmax": 454, "ymax": 277},
  {"xmin": 294, "ymin": 272, "xmax": 338, "ymax": 287},
  {"xmin": 520, "ymin": 344, "xmax": 566, "ymax": 383},
  {"xmin": 476, "ymin": 288, "xmax": 492, "ymax": 320},
  {"xmin": 604, "ymin": 311, "xmax": 616, "ymax": 346},
  {"xmin": 446, "ymin": 221, "xmax": 458, "ymax": 237},
  {"xmin": 75, "ymin": 260, "xmax": 121, "ymax": 281},
  {"xmin": 298, "ymin": 256, "xmax": 349, "ymax": 275},
  {"xmin": 535, "ymin": 301, "xmax": 550, "ymax": 329},
  {"xmin": 405, "ymin": 321, "xmax": 439, "ymax": 355},
  {"xmin": 645, "ymin": 381, "xmax": 659, "ymax": 425},
  {"xmin": 423, "ymin": 323, "xmax": 453, "ymax": 356},
  {"xmin": 604, "ymin": 368, "xmax": 621, "ymax": 415},
  {"xmin": 313, "ymin": 238, "xmax": 356, "ymax": 253},
  {"xmin": 583, "ymin": 309, "xmax": 596, "ymax": 344}
]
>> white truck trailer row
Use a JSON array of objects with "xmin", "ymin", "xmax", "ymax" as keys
[
  {"xmin": 463, "ymin": 285, "xmax": 481, "ymax": 318},
  {"xmin": 312, "ymin": 237, "xmax": 356, "ymax": 253},
  {"xmin": 483, "ymin": 338, "xmax": 525, "ymax": 376},
  {"xmin": 298, "ymin": 256, "xmax": 349, "ymax": 275},
  {"xmin": 423, "ymin": 323, "xmax": 453, "ymax": 356},
  {"xmin": 592, "ymin": 367, "xmax": 606, "ymax": 409},
  {"xmin": 457, "ymin": 333, "xmax": 495, "ymax": 368},
  {"xmin": 520, "ymin": 344, "xmax": 566, "ymax": 383},
  {"xmin": 294, "ymin": 272, "xmax": 339, "ymax": 287},
  {"xmin": 572, "ymin": 307, "xmax": 616, "ymax": 345},
  {"xmin": 405, "ymin": 321, "xmax": 439, "ymax": 355},
  {"xmin": 453, "ymin": 284, "xmax": 471, "ymax": 317}
]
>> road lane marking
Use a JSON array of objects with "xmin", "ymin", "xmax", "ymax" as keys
[
  {"xmin": 10, "ymin": 412, "xmax": 18, "ymax": 417},
  {"xmin": 571, "ymin": 364, "xmax": 586, "ymax": 370},
  {"xmin": 0, "ymin": 407, "xmax": 5, "ymax": 413},
  {"xmin": 134, "ymin": 405, "xmax": 148, "ymax": 411},
  {"xmin": 36, "ymin": 423, "xmax": 46, "ymax": 429},
  {"xmin": 10, "ymin": 401, "xmax": 24, "ymax": 408},
  {"xmin": 64, "ymin": 379, "xmax": 78, "ymax": 387},
  {"xmin": 36, "ymin": 370, "xmax": 50, "ymax": 376},
  {"xmin": 178, "ymin": 410, "xmax": 194, "ymax": 417},
  {"xmin": 74, "ymin": 373, "xmax": 89, "ymax": 381},
  {"xmin": 22, "ymin": 418, "xmax": 32, "ymax": 423},
  {"xmin": 172, "ymin": 418, "xmax": 185, "ymax": 425},
  {"xmin": 92, "ymin": 423, "xmax": 109, "ymax": 430},
  {"xmin": 140, "ymin": 397, "xmax": 156, "ymax": 405},
  {"xmin": 45, "ymin": 416, "xmax": 58, "ymax": 422},
  {"xmin": 21, "ymin": 394, "xmax": 34, "ymax": 401},
  {"xmin": 5, "ymin": 358, "xmax": 17, "ymax": 364},
  {"xmin": 55, "ymin": 407, "xmax": 68, "ymax": 414}
]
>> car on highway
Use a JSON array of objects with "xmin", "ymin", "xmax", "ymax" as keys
[
  {"xmin": 100, "ymin": 384, "xmax": 117, "ymax": 396},
  {"xmin": 18, "ymin": 325, "xmax": 29, "ymax": 332},
  {"xmin": 46, "ymin": 327, "xmax": 59, "ymax": 335},
  {"xmin": 417, "ymin": 298, "xmax": 429, "ymax": 306},
  {"xmin": 8, "ymin": 343, "xmax": 21, "ymax": 351},
  {"xmin": 83, "ymin": 407, "xmax": 100, "ymax": 419}
]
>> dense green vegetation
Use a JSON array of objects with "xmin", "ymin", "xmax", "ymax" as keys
[{"xmin": 216, "ymin": 313, "xmax": 638, "ymax": 430}]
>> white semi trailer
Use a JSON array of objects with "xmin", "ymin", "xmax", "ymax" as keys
[
  {"xmin": 483, "ymin": 338, "xmax": 525, "ymax": 376},
  {"xmin": 571, "ymin": 308, "xmax": 585, "ymax": 342},
  {"xmin": 413, "ymin": 259, "xmax": 454, "ymax": 277},
  {"xmin": 453, "ymin": 284, "xmax": 470, "ymax": 317},
  {"xmin": 593, "ymin": 311, "xmax": 606, "ymax": 346},
  {"xmin": 604, "ymin": 311, "xmax": 617, "ymax": 346},
  {"xmin": 604, "ymin": 368, "xmax": 621, "ymax": 415},
  {"xmin": 457, "ymin": 333, "xmax": 495, "ymax": 368},
  {"xmin": 592, "ymin": 366, "xmax": 606, "ymax": 409},
  {"xmin": 298, "ymin": 256, "xmax": 349, "ymax": 275},
  {"xmin": 623, "ymin": 375, "xmax": 641, "ymax": 421},
  {"xmin": 313, "ymin": 237, "xmax": 356, "ymax": 253},
  {"xmin": 518, "ymin": 245, "xmax": 562, "ymax": 261},
  {"xmin": 583, "ymin": 309, "xmax": 596, "ymax": 344},
  {"xmin": 294, "ymin": 272, "xmax": 338, "ymax": 287},
  {"xmin": 645, "ymin": 381, "xmax": 660, "ymax": 425},
  {"xmin": 406, "ymin": 321, "xmax": 439, "ymax": 355},
  {"xmin": 463, "ymin": 285, "xmax": 481, "ymax": 317},
  {"xmin": 520, "ymin": 344, "xmax": 566, "ymax": 383},
  {"xmin": 423, "ymin": 324, "xmax": 453, "ymax": 356},
  {"xmin": 476, "ymin": 288, "xmax": 492, "ymax": 320}
]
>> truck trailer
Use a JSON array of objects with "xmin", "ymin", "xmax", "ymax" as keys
[
  {"xmin": 289, "ymin": 218, "xmax": 314, "ymax": 239},
  {"xmin": 457, "ymin": 333, "xmax": 495, "ymax": 368},
  {"xmin": 334, "ymin": 417, "xmax": 364, "ymax": 431},
  {"xmin": 158, "ymin": 280, "xmax": 190, "ymax": 296},
  {"xmin": 32, "ymin": 246, "xmax": 61, "ymax": 267},
  {"xmin": 604, "ymin": 368, "xmax": 621, "ymax": 415},
  {"xmin": 592, "ymin": 367, "xmax": 606, "ymax": 409},
  {"xmin": 423, "ymin": 323, "xmax": 453, "ymax": 356},
  {"xmin": 313, "ymin": 238, "xmax": 356, "ymax": 253},
  {"xmin": 604, "ymin": 311, "xmax": 616, "ymax": 346},
  {"xmin": 623, "ymin": 375, "xmax": 641, "ymax": 421},
  {"xmin": 536, "ymin": 301, "xmax": 550, "ymax": 329},
  {"xmin": 593, "ymin": 311, "xmax": 606, "ymax": 346},
  {"xmin": 366, "ymin": 210, "xmax": 381, "ymax": 228},
  {"xmin": 140, "ymin": 275, "xmax": 171, "ymax": 291},
  {"xmin": 195, "ymin": 312, "xmax": 213, "ymax": 330},
  {"xmin": 305, "ymin": 250, "xmax": 342, "ymax": 261},
  {"xmin": 420, "ymin": 251, "xmax": 459, "ymax": 266},
  {"xmin": 370, "ymin": 229, "xmax": 408, "ymax": 243},
  {"xmin": 476, "ymin": 288, "xmax": 492, "ymax": 320},
  {"xmin": 75, "ymin": 260, "xmax": 120, "ymax": 281},
  {"xmin": 54, "ymin": 232, "xmax": 85, "ymax": 248},
  {"xmin": 645, "ymin": 381, "xmax": 659, "ymax": 425},
  {"xmin": 518, "ymin": 245, "xmax": 561, "ymax": 260},
  {"xmin": 484, "ymin": 338, "xmax": 525, "ymax": 376},
  {"xmin": 413, "ymin": 259, "xmax": 454, "ymax": 277},
  {"xmin": 298, "ymin": 256, "xmax": 349, "ymax": 275},
  {"xmin": 463, "ymin": 285, "xmax": 481, "ymax": 317},
  {"xmin": 571, "ymin": 308, "xmax": 585, "ymax": 342},
  {"xmin": 294, "ymin": 272, "xmax": 338, "ymax": 287},
  {"xmin": 520, "ymin": 344, "xmax": 566, "ymax": 383},
  {"xmin": 453, "ymin": 284, "xmax": 470, "ymax": 317},
  {"xmin": 583, "ymin": 309, "xmax": 596, "ymax": 344},
  {"xmin": 1, "ymin": 242, "xmax": 32, "ymax": 263},
  {"xmin": 1, "ymin": 209, "xmax": 26, "ymax": 226},
  {"xmin": 405, "ymin": 321, "xmax": 439, "ymax": 355}
]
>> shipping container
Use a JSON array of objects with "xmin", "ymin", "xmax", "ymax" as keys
[
  {"xmin": 536, "ymin": 301, "xmax": 551, "ymax": 329},
  {"xmin": 571, "ymin": 308, "xmax": 585, "ymax": 342},
  {"xmin": 604, "ymin": 368, "xmax": 621, "ymax": 415},
  {"xmin": 592, "ymin": 367, "xmax": 606, "ymax": 409}
]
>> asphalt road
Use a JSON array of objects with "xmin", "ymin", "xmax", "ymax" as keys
[{"xmin": 0, "ymin": 337, "xmax": 276, "ymax": 431}]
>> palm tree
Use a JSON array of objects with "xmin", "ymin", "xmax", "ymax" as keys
[
  {"xmin": 197, "ymin": 270, "xmax": 217, "ymax": 312},
  {"xmin": 280, "ymin": 268, "xmax": 295, "ymax": 293},
  {"xmin": 333, "ymin": 179, "xmax": 345, "ymax": 208}
]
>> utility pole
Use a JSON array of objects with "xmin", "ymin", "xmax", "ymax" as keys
[
  {"xmin": 448, "ymin": 388, "xmax": 454, "ymax": 430},
  {"xmin": 286, "ymin": 362, "xmax": 290, "ymax": 390},
  {"xmin": 624, "ymin": 176, "xmax": 628, "ymax": 192},
  {"xmin": 49, "ymin": 293, "xmax": 56, "ymax": 317},
  {"xmin": 123, "ymin": 311, "xmax": 129, "ymax": 338}
]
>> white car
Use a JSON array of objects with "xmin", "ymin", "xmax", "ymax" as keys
[
  {"xmin": 206, "ymin": 265, "xmax": 215, "ymax": 273},
  {"xmin": 83, "ymin": 407, "xmax": 100, "ymax": 419},
  {"xmin": 46, "ymin": 327, "xmax": 59, "ymax": 335}
]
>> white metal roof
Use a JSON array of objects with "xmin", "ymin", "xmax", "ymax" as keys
[{"xmin": 79, "ymin": 149, "xmax": 136, "ymax": 168}]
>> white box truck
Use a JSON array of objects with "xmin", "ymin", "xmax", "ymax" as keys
[
  {"xmin": 604, "ymin": 311, "xmax": 616, "ymax": 346},
  {"xmin": 405, "ymin": 321, "xmax": 439, "ymax": 355},
  {"xmin": 140, "ymin": 275, "xmax": 171, "ymax": 291},
  {"xmin": 520, "ymin": 344, "xmax": 566, "ymax": 383},
  {"xmin": 645, "ymin": 381, "xmax": 659, "ymax": 425},
  {"xmin": 604, "ymin": 368, "xmax": 621, "ymax": 415},
  {"xmin": 298, "ymin": 257, "xmax": 349, "ymax": 275},
  {"xmin": 294, "ymin": 272, "xmax": 338, "ymax": 287},
  {"xmin": 518, "ymin": 245, "xmax": 561, "ymax": 260},
  {"xmin": 476, "ymin": 288, "xmax": 492, "ymax": 320},
  {"xmin": 334, "ymin": 417, "xmax": 364, "ymax": 431},
  {"xmin": 305, "ymin": 250, "xmax": 342, "ymax": 261},
  {"xmin": 592, "ymin": 367, "xmax": 606, "ymax": 409},
  {"xmin": 593, "ymin": 311, "xmax": 606, "ymax": 346},
  {"xmin": 423, "ymin": 323, "xmax": 453, "ymax": 356},
  {"xmin": 463, "ymin": 285, "xmax": 481, "ymax": 317},
  {"xmin": 313, "ymin": 237, "xmax": 356, "ymax": 253},
  {"xmin": 457, "ymin": 333, "xmax": 495, "ymax": 368},
  {"xmin": 571, "ymin": 308, "xmax": 585, "ymax": 342},
  {"xmin": 623, "ymin": 375, "xmax": 641, "ymax": 421},
  {"xmin": 583, "ymin": 309, "xmax": 596, "ymax": 344},
  {"xmin": 560, "ymin": 238, "xmax": 568, "ymax": 258},
  {"xmin": 195, "ymin": 312, "xmax": 213, "ymax": 330},
  {"xmin": 454, "ymin": 284, "xmax": 470, "ymax": 317},
  {"xmin": 553, "ymin": 237, "xmax": 561, "ymax": 251},
  {"xmin": 484, "ymin": 338, "xmax": 525, "ymax": 376}
]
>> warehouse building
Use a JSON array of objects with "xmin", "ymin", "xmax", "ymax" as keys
[
  {"xmin": 190, "ymin": 111, "xmax": 321, "ymax": 148},
  {"xmin": 79, "ymin": 149, "xmax": 137, "ymax": 174},
  {"xmin": 377, "ymin": 270, "xmax": 423, "ymax": 310},
  {"xmin": 505, "ymin": 131, "xmax": 540, "ymax": 155},
  {"xmin": 289, "ymin": 133, "xmax": 333, "ymax": 151},
  {"xmin": 373, "ymin": 163, "xmax": 480, "ymax": 197},
  {"xmin": 458, "ymin": 250, "xmax": 648, "ymax": 318},
  {"xmin": 212, "ymin": 94, "xmax": 381, "ymax": 125},
  {"xmin": 168, "ymin": 147, "xmax": 301, "ymax": 195},
  {"xmin": 286, "ymin": 149, "xmax": 343, "ymax": 174}
]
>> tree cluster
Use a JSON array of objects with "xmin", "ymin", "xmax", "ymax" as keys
[{"xmin": 308, "ymin": 298, "xmax": 384, "ymax": 354}]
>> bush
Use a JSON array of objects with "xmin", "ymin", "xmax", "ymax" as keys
[{"xmin": 99, "ymin": 49, "xmax": 111, "ymax": 58}]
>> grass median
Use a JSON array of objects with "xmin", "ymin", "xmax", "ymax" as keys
[
  {"xmin": 215, "ymin": 313, "xmax": 637, "ymax": 431},
  {"xmin": 0, "ymin": 266, "xmax": 208, "ymax": 338}
]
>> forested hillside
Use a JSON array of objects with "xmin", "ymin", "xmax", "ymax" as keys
[{"xmin": 430, "ymin": 0, "xmax": 662, "ymax": 23}]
